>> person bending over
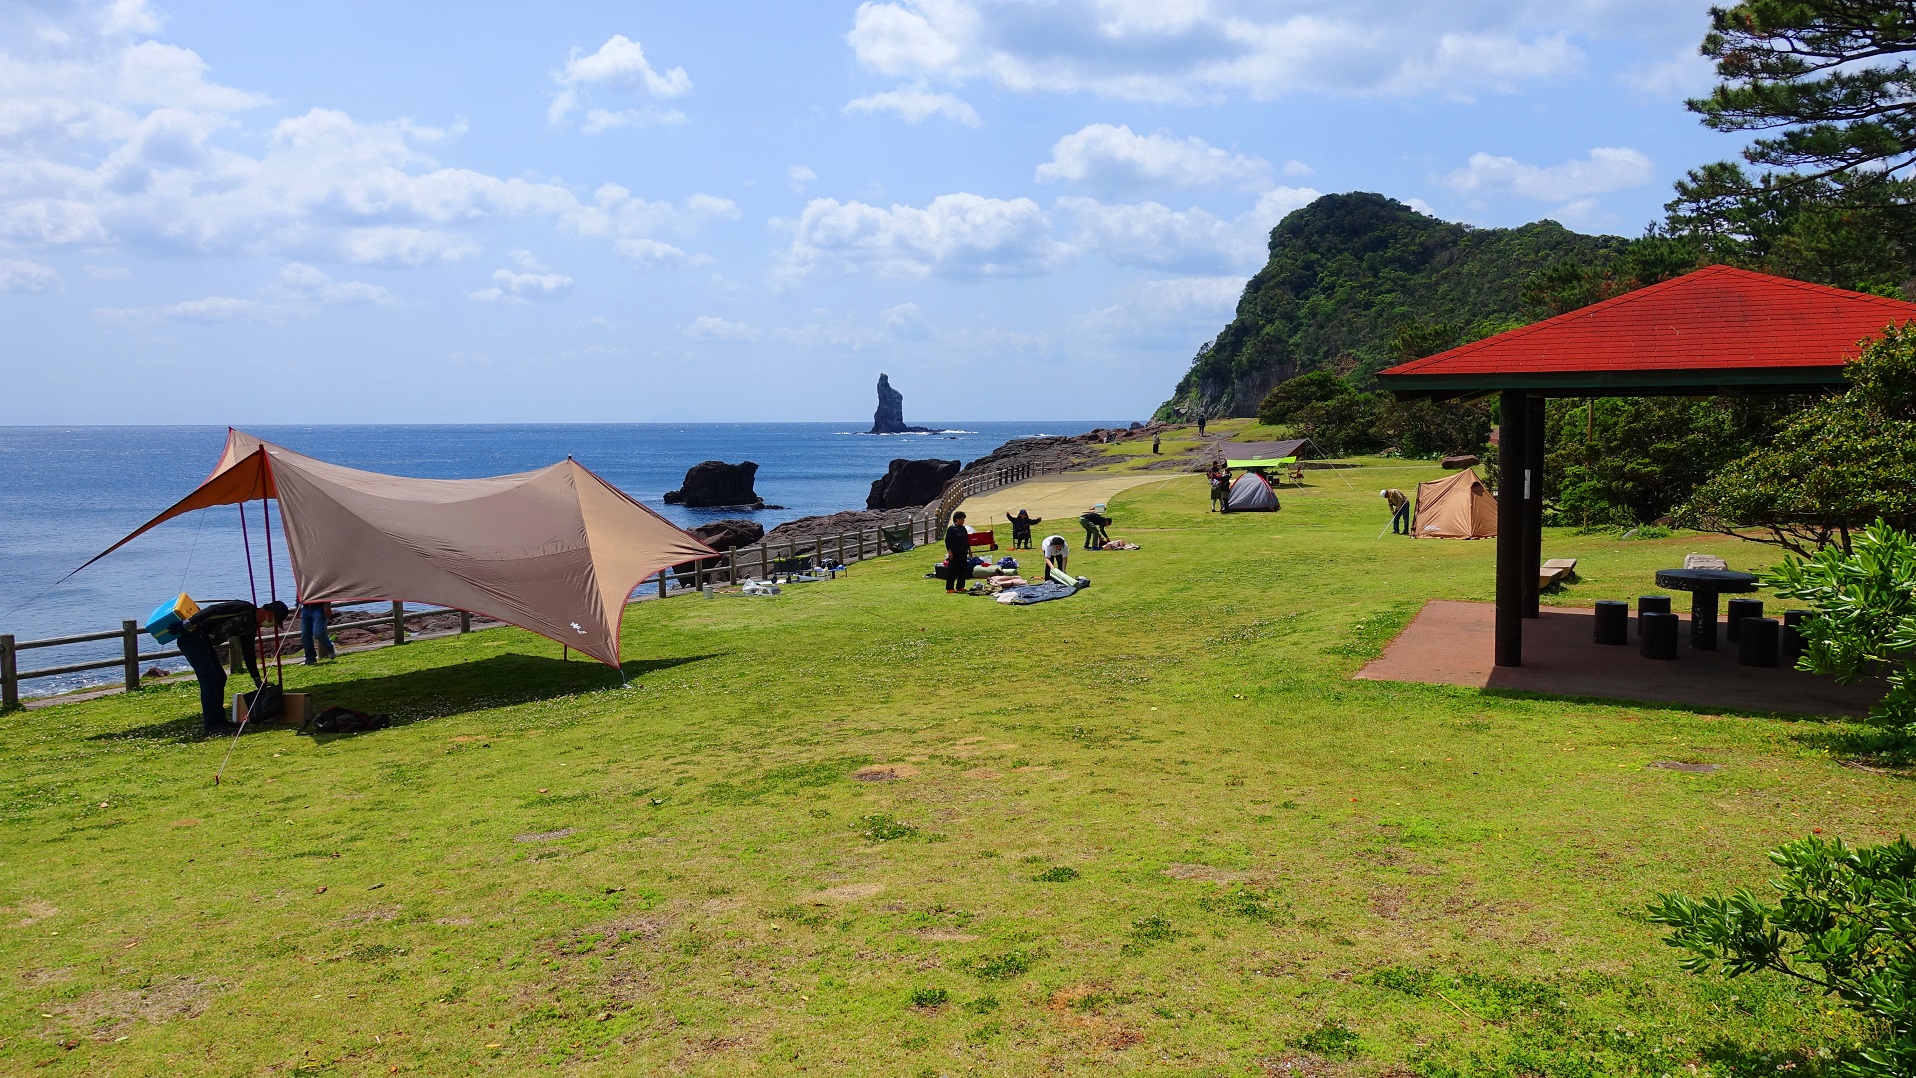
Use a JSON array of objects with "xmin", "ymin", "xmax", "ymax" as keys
[
  {"xmin": 1381, "ymin": 489, "xmax": 1410, "ymax": 535},
  {"xmin": 1080, "ymin": 509, "xmax": 1112, "ymax": 551},
  {"xmin": 1042, "ymin": 534, "xmax": 1070, "ymax": 575},
  {"xmin": 944, "ymin": 511, "xmax": 973, "ymax": 594},
  {"xmin": 177, "ymin": 599, "xmax": 288, "ymax": 736}
]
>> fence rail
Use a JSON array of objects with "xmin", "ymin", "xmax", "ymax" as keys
[{"xmin": 0, "ymin": 456, "xmax": 1057, "ymax": 709}]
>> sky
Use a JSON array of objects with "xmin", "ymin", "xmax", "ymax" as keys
[{"xmin": 0, "ymin": 0, "xmax": 1744, "ymax": 424}]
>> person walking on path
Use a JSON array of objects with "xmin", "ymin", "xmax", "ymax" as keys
[
  {"xmin": 944, "ymin": 511, "xmax": 972, "ymax": 593},
  {"xmin": 1151, "ymin": 432, "xmax": 1161, "ymax": 454},
  {"xmin": 176, "ymin": 599, "xmax": 287, "ymax": 735},
  {"xmin": 1010, "ymin": 509, "xmax": 1041, "ymax": 549},
  {"xmin": 1197, "ymin": 414, "xmax": 1207, "ymax": 436},
  {"xmin": 299, "ymin": 600, "xmax": 336, "ymax": 665},
  {"xmin": 1381, "ymin": 489, "xmax": 1411, "ymax": 535}
]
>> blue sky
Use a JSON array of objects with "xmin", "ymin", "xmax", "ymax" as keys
[{"xmin": 0, "ymin": 0, "xmax": 1740, "ymax": 424}]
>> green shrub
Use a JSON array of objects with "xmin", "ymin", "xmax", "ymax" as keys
[
  {"xmin": 1767, "ymin": 520, "xmax": 1916, "ymax": 739},
  {"xmin": 962, "ymin": 950, "xmax": 1035, "ymax": 981},
  {"xmin": 1033, "ymin": 865, "xmax": 1079, "ymax": 882},
  {"xmin": 908, "ymin": 986, "xmax": 948, "ymax": 1009},
  {"xmin": 1648, "ymin": 834, "xmax": 1916, "ymax": 1076},
  {"xmin": 858, "ymin": 813, "xmax": 918, "ymax": 842},
  {"xmin": 1290, "ymin": 1019, "xmax": 1362, "ymax": 1060}
]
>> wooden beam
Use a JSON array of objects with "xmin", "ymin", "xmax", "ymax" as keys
[{"xmin": 1495, "ymin": 391, "xmax": 1527, "ymax": 667}]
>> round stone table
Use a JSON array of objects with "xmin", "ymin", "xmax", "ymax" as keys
[{"xmin": 1653, "ymin": 568, "xmax": 1760, "ymax": 651}]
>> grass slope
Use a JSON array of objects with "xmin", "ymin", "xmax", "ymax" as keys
[{"xmin": 1, "ymin": 466, "xmax": 1904, "ymax": 1076}]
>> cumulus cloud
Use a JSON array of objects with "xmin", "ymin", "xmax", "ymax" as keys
[
  {"xmin": 881, "ymin": 301, "xmax": 930, "ymax": 339},
  {"xmin": 99, "ymin": 260, "xmax": 399, "ymax": 320},
  {"xmin": 97, "ymin": 295, "xmax": 275, "ymax": 323},
  {"xmin": 845, "ymin": 0, "xmax": 1602, "ymax": 103},
  {"xmin": 270, "ymin": 262, "xmax": 400, "ymax": 307},
  {"xmin": 0, "ymin": 5, "xmax": 728, "ymax": 268},
  {"xmin": 779, "ymin": 193, "xmax": 1070, "ymax": 279},
  {"xmin": 844, "ymin": 83, "xmax": 982, "ymax": 126},
  {"xmin": 683, "ymin": 315, "xmax": 761, "ymax": 341},
  {"xmin": 788, "ymin": 165, "xmax": 817, "ymax": 194},
  {"xmin": 1061, "ymin": 186, "xmax": 1318, "ymax": 272},
  {"xmin": 1087, "ymin": 275, "xmax": 1247, "ymax": 338},
  {"xmin": 1439, "ymin": 146, "xmax": 1654, "ymax": 202},
  {"xmin": 1037, "ymin": 124, "xmax": 1271, "ymax": 192},
  {"xmin": 548, "ymin": 34, "xmax": 692, "ymax": 130},
  {"xmin": 470, "ymin": 253, "xmax": 575, "ymax": 304},
  {"xmin": 0, "ymin": 259, "xmax": 63, "ymax": 293}
]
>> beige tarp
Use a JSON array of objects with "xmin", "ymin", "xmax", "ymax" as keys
[
  {"xmin": 1412, "ymin": 467, "xmax": 1497, "ymax": 539},
  {"xmin": 85, "ymin": 430, "xmax": 716, "ymax": 668}
]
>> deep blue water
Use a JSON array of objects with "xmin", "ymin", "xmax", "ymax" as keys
[{"xmin": 0, "ymin": 422, "xmax": 1112, "ymax": 694}]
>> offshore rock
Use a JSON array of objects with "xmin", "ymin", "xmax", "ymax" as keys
[
  {"xmin": 866, "ymin": 458, "xmax": 959, "ymax": 510},
  {"xmin": 666, "ymin": 461, "xmax": 762, "ymax": 508},
  {"xmin": 687, "ymin": 519, "xmax": 764, "ymax": 551},
  {"xmin": 868, "ymin": 373, "xmax": 932, "ymax": 434}
]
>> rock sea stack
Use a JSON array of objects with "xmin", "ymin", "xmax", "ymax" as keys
[
  {"xmin": 868, "ymin": 373, "xmax": 933, "ymax": 434},
  {"xmin": 665, "ymin": 461, "xmax": 763, "ymax": 509},
  {"xmin": 866, "ymin": 458, "xmax": 959, "ymax": 510}
]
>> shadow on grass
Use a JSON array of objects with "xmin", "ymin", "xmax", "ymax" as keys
[{"xmin": 90, "ymin": 652, "xmax": 726, "ymax": 743}]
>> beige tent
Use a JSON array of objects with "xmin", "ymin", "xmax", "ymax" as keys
[
  {"xmin": 1411, "ymin": 468, "xmax": 1498, "ymax": 539},
  {"xmin": 85, "ymin": 430, "xmax": 716, "ymax": 668}
]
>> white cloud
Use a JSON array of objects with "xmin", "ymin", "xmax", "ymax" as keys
[
  {"xmin": 846, "ymin": 0, "xmax": 1595, "ymax": 103},
  {"xmin": 788, "ymin": 165, "xmax": 817, "ymax": 194},
  {"xmin": 683, "ymin": 315, "xmax": 760, "ymax": 341},
  {"xmin": 1087, "ymin": 275, "xmax": 1246, "ymax": 338},
  {"xmin": 1061, "ymin": 186, "xmax": 1318, "ymax": 272},
  {"xmin": 83, "ymin": 264, "xmax": 131, "ymax": 280},
  {"xmin": 844, "ymin": 83, "xmax": 982, "ymax": 126},
  {"xmin": 470, "ymin": 260, "xmax": 575, "ymax": 304},
  {"xmin": 1037, "ymin": 124, "xmax": 1271, "ymax": 192},
  {"xmin": 1620, "ymin": 47, "xmax": 1715, "ymax": 99},
  {"xmin": 270, "ymin": 262, "xmax": 400, "ymax": 307},
  {"xmin": 881, "ymin": 301, "xmax": 930, "ymax": 339},
  {"xmin": 97, "ymin": 295, "xmax": 274, "ymax": 323},
  {"xmin": 0, "ymin": 259, "xmax": 63, "ymax": 293},
  {"xmin": 1281, "ymin": 160, "xmax": 1314, "ymax": 179},
  {"xmin": 548, "ymin": 34, "xmax": 692, "ymax": 130},
  {"xmin": 773, "ymin": 321, "xmax": 887, "ymax": 350},
  {"xmin": 779, "ymin": 192, "xmax": 1069, "ymax": 279},
  {"xmin": 1439, "ymin": 146, "xmax": 1654, "ymax": 201},
  {"xmin": 0, "ymin": 7, "xmax": 727, "ymax": 267}
]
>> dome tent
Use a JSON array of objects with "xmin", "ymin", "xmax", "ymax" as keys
[
  {"xmin": 1222, "ymin": 471, "xmax": 1280, "ymax": 513},
  {"xmin": 1412, "ymin": 467, "xmax": 1497, "ymax": 539}
]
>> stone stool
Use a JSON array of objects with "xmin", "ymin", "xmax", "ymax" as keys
[
  {"xmin": 1738, "ymin": 617, "xmax": 1780, "ymax": 667},
  {"xmin": 1593, "ymin": 601, "xmax": 1629, "ymax": 645},
  {"xmin": 1640, "ymin": 611, "xmax": 1679, "ymax": 660},
  {"xmin": 1726, "ymin": 598, "xmax": 1764, "ymax": 642}
]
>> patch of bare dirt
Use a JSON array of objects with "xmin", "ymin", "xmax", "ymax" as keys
[
  {"xmin": 1649, "ymin": 760, "xmax": 1721, "ymax": 774},
  {"xmin": 917, "ymin": 929, "xmax": 979, "ymax": 942},
  {"xmin": 804, "ymin": 883, "xmax": 884, "ymax": 902},
  {"xmin": 1260, "ymin": 1053, "xmax": 1351, "ymax": 1077},
  {"xmin": 52, "ymin": 976, "xmax": 217, "ymax": 1041},
  {"xmin": 1160, "ymin": 863, "xmax": 1251, "ymax": 882},
  {"xmin": 1370, "ymin": 886, "xmax": 1410, "ymax": 920},
  {"xmin": 20, "ymin": 967, "xmax": 74, "ymax": 987},
  {"xmin": 963, "ymin": 767, "xmax": 1002, "ymax": 780},
  {"xmin": 169, "ymin": 818, "xmax": 200, "ymax": 828},
  {"xmin": 341, "ymin": 905, "xmax": 400, "ymax": 924},
  {"xmin": 853, "ymin": 764, "xmax": 919, "ymax": 782},
  {"xmin": 514, "ymin": 827, "xmax": 578, "ymax": 843},
  {"xmin": 11, "ymin": 898, "xmax": 58, "ymax": 926}
]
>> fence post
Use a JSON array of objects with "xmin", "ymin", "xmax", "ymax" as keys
[
  {"xmin": 0, "ymin": 634, "xmax": 17, "ymax": 711},
  {"xmin": 122, "ymin": 619, "xmax": 142, "ymax": 693},
  {"xmin": 658, "ymin": 570, "xmax": 668, "ymax": 598},
  {"xmin": 459, "ymin": 611, "xmax": 471, "ymax": 634},
  {"xmin": 391, "ymin": 601, "xmax": 407, "ymax": 645}
]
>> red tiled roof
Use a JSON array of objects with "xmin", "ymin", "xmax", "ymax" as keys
[{"xmin": 1379, "ymin": 264, "xmax": 1916, "ymax": 381}]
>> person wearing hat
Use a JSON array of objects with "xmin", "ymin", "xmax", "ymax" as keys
[
  {"xmin": 1009, "ymin": 509, "xmax": 1041, "ymax": 549},
  {"xmin": 176, "ymin": 599, "xmax": 288, "ymax": 735},
  {"xmin": 943, "ymin": 511, "xmax": 973, "ymax": 594},
  {"xmin": 1381, "ymin": 488, "xmax": 1410, "ymax": 535}
]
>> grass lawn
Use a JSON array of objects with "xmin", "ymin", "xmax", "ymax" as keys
[{"xmin": 2, "ymin": 464, "xmax": 1905, "ymax": 1076}]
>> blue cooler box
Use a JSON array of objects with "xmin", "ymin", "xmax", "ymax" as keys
[{"xmin": 146, "ymin": 594, "xmax": 200, "ymax": 644}]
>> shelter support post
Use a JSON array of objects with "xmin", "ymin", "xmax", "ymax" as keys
[
  {"xmin": 391, "ymin": 602, "xmax": 406, "ymax": 645},
  {"xmin": 1495, "ymin": 391, "xmax": 1527, "ymax": 667},
  {"xmin": 122, "ymin": 619, "xmax": 141, "ymax": 693},
  {"xmin": 658, "ymin": 571, "xmax": 667, "ymax": 598},
  {"xmin": 1523, "ymin": 394, "xmax": 1546, "ymax": 619},
  {"xmin": 459, "ymin": 611, "xmax": 471, "ymax": 634},
  {"xmin": 1, "ymin": 634, "xmax": 18, "ymax": 710}
]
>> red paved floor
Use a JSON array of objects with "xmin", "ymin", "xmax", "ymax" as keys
[{"xmin": 1356, "ymin": 600, "xmax": 1883, "ymax": 718}]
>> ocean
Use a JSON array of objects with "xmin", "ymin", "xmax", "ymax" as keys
[{"xmin": 0, "ymin": 421, "xmax": 1116, "ymax": 695}]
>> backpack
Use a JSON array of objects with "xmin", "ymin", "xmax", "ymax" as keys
[
  {"xmin": 300, "ymin": 706, "xmax": 391, "ymax": 734},
  {"xmin": 241, "ymin": 683, "xmax": 284, "ymax": 724}
]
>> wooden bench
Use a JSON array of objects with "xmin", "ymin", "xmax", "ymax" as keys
[
  {"xmin": 967, "ymin": 528, "xmax": 998, "ymax": 553},
  {"xmin": 1539, "ymin": 558, "xmax": 1578, "ymax": 590}
]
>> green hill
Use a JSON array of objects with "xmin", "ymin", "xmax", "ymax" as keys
[{"xmin": 1156, "ymin": 192, "xmax": 1627, "ymax": 419}]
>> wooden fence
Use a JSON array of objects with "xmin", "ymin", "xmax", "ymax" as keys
[{"xmin": 0, "ymin": 457, "xmax": 1059, "ymax": 709}]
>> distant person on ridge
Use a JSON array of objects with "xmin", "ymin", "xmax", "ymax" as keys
[
  {"xmin": 1196, "ymin": 414, "xmax": 1206, "ymax": 436},
  {"xmin": 1381, "ymin": 488, "xmax": 1411, "ymax": 535},
  {"xmin": 176, "ymin": 599, "xmax": 288, "ymax": 735},
  {"xmin": 299, "ymin": 600, "xmax": 336, "ymax": 665},
  {"xmin": 1151, "ymin": 432, "xmax": 1161, "ymax": 454},
  {"xmin": 944, "ymin": 511, "xmax": 972, "ymax": 594},
  {"xmin": 1010, "ymin": 509, "xmax": 1041, "ymax": 549}
]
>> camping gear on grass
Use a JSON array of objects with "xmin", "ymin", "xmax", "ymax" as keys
[
  {"xmin": 300, "ymin": 706, "xmax": 391, "ymax": 734},
  {"xmin": 145, "ymin": 593, "xmax": 200, "ymax": 644},
  {"xmin": 1222, "ymin": 471, "xmax": 1279, "ymax": 513},
  {"xmin": 82, "ymin": 430, "xmax": 718, "ymax": 669},
  {"xmin": 1411, "ymin": 468, "xmax": 1497, "ymax": 539}
]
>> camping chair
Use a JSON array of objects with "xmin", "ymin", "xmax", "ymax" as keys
[
  {"xmin": 882, "ymin": 525, "xmax": 915, "ymax": 553},
  {"xmin": 771, "ymin": 552, "xmax": 822, "ymax": 581}
]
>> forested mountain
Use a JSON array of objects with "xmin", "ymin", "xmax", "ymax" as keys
[{"xmin": 1156, "ymin": 193, "xmax": 1626, "ymax": 419}]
